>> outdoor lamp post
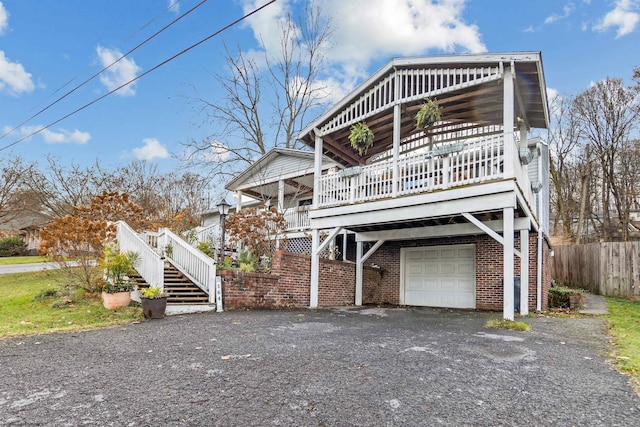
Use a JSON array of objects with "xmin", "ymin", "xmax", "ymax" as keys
[{"xmin": 217, "ymin": 200, "xmax": 231, "ymax": 262}]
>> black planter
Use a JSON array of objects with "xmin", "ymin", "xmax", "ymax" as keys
[{"xmin": 141, "ymin": 296, "xmax": 167, "ymax": 319}]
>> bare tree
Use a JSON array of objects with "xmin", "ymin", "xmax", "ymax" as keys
[
  {"xmin": 573, "ymin": 77, "xmax": 640, "ymax": 241},
  {"xmin": 21, "ymin": 156, "xmax": 104, "ymax": 217},
  {"xmin": 0, "ymin": 154, "xmax": 30, "ymax": 226},
  {"xmin": 181, "ymin": 4, "xmax": 332, "ymax": 185}
]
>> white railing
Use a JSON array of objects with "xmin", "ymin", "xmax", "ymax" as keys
[
  {"xmin": 195, "ymin": 223, "xmax": 220, "ymax": 244},
  {"xmin": 317, "ymin": 134, "xmax": 530, "ymax": 208},
  {"xmin": 283, "ymin": 206, "xmax": 311, "ymax": 230},
  {"xmin": 116, "ymin": 221, "xmax": 164, "ymax": 290},
  {"xmin": 157, "ymin": 228, "xmax": 216, "ymax": 300}
]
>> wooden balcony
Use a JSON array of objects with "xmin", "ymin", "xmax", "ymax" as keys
[{"xmin": 316, "ymin": 134, "xmax": 534, "ymax": 212}]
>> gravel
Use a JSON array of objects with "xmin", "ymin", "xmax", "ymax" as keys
[{"xmin": 1, "ymin": 307, "xmax": 639, "ymax": 426}]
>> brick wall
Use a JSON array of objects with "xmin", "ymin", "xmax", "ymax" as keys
[
  {"xmin": 221, "ymin": 235, "xmax": 550, "ymax": 312},
  {"xmin": 221, "ymin": 251, "xmax": 383, "ymax": 309}
]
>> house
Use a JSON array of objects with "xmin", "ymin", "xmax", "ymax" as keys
[
  {"xmin": 230, "ymin": 52, "xmax": 551, "ymax": 321},
  {"xmin": 0, "ymin": 212, "xmax": 52, "ymax": 255},
  {"xmin": 118, "ymin": 52, "xmax": 552, "ymax": 320}
]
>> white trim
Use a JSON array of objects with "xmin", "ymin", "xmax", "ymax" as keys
[{"xmin": 356, "ymin": 218, "xmax": 530, "ymax": 242}]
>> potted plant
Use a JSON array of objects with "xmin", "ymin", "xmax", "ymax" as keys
[
  {"xmin": 140, "ymin": 286, "xmax": 168, "ymax": 319},
  {"xmin": 349, "ymin": 122, "xmax": 374, "ymax": 155},
  {"xmin": 99, "ymin": 244, "xmax": 140, "ymax": 310},
  {"xmin": 415, "ymin": 98, "xmax": 441, "ymax": 131}
]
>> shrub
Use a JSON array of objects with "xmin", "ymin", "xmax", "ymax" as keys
[
  {"xmin": 0, "ymin": 237, "xmax": 27, "ymax": 257},
  {"xmin": 197, "ymin": 241, "xmax": 214, "ymax": 258},
  {"xmin": 549, "ymin": 286, "xmax": 584, "ymax": 309}
]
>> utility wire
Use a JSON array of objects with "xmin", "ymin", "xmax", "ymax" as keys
[
  {"xmin": 26, "ymin": 0, "xmax": 184, "ymax": 114},
  {"xmin": 0, "ymin": 0, "xmax": 276, "ymax": 153},
  {"xmin": 0, "ymin": 0, "xmax": 208, "ymax": 141}
]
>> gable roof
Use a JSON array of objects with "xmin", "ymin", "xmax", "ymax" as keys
[
  {"xmin": 298, "ymin": 52, "xmax": 549, "ymax": 166},
  {"xmin": 225, "ymin": 147, "xmax": 339, "ymax": 200}
]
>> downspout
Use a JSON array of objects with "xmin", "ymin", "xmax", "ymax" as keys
[{"xmin": 536, "ymin": 141, "xmax": 543, "ymax": 311}]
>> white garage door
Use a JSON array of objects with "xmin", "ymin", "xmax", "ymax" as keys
[{"xmin": 402, "ymin": 245, "xmax": 475, "ymax": 309}]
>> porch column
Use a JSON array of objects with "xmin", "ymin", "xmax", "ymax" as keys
[
  {"xmin": 313, "ymin": 132, "xmax": 323, "ymax": 208},
  {"xmin": 277, "ymin": 179, "xmax": 285, "ymax": 212},
  {"xmin": 520, "ymin": 229, "xmax": 529, "ymax": 315},
  {"xmin": 392, "ymin": 103, "xmax": 401, "ymax": 198},
  {"xmin": 503, "ymin": 63, "xmax": 515, "ymax": 178},
  {"xmin": 342, "ymin": 230, "xmax": 349, "ymax": 262},
  {"xmin": 503, "ymin": 207, "xmax": 515, "ymax": 321},
  {"xmin": 355, "ymin": 241, "xmax": 363, "ymax": 306},
  {"xmin": 310, "ymin": 228, "xmax": 320, "ymax": 308},
  {"xmin": 235, "ymin": 190, "xmax": 243, "ymax": 213}
]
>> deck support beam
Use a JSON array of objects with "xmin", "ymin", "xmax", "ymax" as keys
[
  {"xmin": 355, "ymin": 239, "xmax": 385, "ymax": 306},
  {"xmin": 520, "ymin": 228, "xmax": 530, "ymax": 315},
  {"xmin": 310, "ymin": 227, "xmax": 343, "ymax": 308},
  {"xmin": 503, "ymin": 207, "xmax": 515, "ymax": 321}
]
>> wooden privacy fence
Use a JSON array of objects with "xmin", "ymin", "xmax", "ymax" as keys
[{"xmin": 552, "ymin": 242, "xmax": 640, "ymax": 298}]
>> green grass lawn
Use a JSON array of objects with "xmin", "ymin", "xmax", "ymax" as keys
[
  {"xmin": 606, "ymin": 298, "xmax": 640, "ymax": 389},
  {"xmin": 0, "ymin": 256, "xmax": 49, "ymax": 265},
  {"xmin": 0, "ymin": 270, "xmax": 143, "ymax": 338}
]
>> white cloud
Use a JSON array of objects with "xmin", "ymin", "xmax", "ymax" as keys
[
  {"xmin": 205, "ymin": 140, "xmax": 231, "ymax": 163},
  {"xmin": 0, "ymin": 51, "xmax": 34, "ymax": 95},
  {"xmin": 167, "ymin": 0, "xmax": 179, "ymax": 14},
  {"xmin": 544, "ymin": 4, "xmax": 575, "ymax": 25},
  {"xmin": 132, "ymin": 138, "xmax": 170, "ymax": 160},
  {"xmin": 11, "ymin": 125, "xmax": 91, "ymax": 144},
  {"xmin": 0, "ymin": 1, "xmax": 8, "ymax": 35},
  {"xmin": 96, "ymin": 46, "xmax": 141, "ymax": 96},
  {"xmin": 594, "ymin": 0, "xmax": 640, "ymax": 37},
  {"xmin": 241, "ymin": 0, "xmax": 485, "ymax": 91}
]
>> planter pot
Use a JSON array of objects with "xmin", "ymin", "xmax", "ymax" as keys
[
  {"xmin": 141, "ymin": 296, "xmax": 168, "ymax": 319},
  {"xmin": 102, "ymin": 291, "xmax": 131, "ymax": 310}
]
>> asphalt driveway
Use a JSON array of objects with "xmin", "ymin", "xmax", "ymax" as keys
[{"xmin": 1, "ymin": 307, "xmax": 638, "ymax": 426}]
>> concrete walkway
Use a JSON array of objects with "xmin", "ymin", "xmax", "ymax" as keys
[{"xmin": 580, "ymin": 292, "xmax": 609, "ymax": 315}]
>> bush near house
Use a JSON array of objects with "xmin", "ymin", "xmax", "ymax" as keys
[
  {"xmin": 548, "ymin": 286, "xmax": 584, "ymax": 309},
  {"xmin": 0, "ymin": 237, "xmax": 27, "ymax": 257}
]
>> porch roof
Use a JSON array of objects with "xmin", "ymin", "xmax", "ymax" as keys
[
  {"xmin": 225, "ymin": 147, "xmax": 339, "ymax": 201},
  {"xmin": 298, "ymin": 52, "xmax": 549, "ymax": 167}
]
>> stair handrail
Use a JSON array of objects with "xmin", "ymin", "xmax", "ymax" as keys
[
  {"xmin": 157, "ymin": 227, "xmax": 216, "ymax": 299},
  {"xmin": 115, "ymin": 221, "xmax": 164, "ymax": 291}
]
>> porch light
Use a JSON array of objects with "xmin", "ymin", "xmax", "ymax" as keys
[{"xmin": 217, "ymin": 200, "xmax": 231, "ymax": 262}]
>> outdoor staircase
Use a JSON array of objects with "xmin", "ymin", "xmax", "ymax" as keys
[
  {"xmin": 116, "ymin": 221, "xmax": 217, "ymax": 313},
  {"xmin": 132, "ymin": 262, "xmax": 210, "ymax": 305}
]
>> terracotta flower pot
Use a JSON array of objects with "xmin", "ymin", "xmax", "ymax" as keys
[
  {"xmin": 141, "ymin": 296, "xmax": 168, "ymax": 319},
  {"xmin": 102, "ymin": 291, "xmax": 131, "ymax": 310}
]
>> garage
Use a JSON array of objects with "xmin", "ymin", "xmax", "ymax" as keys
[{"xmin": 401, "ymin": 244, "xmax": 476, "ymax": 308}]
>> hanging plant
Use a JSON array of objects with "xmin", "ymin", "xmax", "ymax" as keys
[
  {"xmin": 415, "ymin": 98, "xmax": 442, "ymax": 130},
  {"xmin": 349, "ymin": 122, "xmax": 374, "ymax": 155}
]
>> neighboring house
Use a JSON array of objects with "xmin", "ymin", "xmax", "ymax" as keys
[
  {"xmin": 231, "ymin": 52, "xmax": 552, "ymax": 320},
  {"xmin": 0, "ymin": 212, "xmax": 52, "ymax": 255}
]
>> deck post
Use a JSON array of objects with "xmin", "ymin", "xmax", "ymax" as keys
[
  {"xmin": 313, "ymin": 132, "xmax": 323, "ymax": 208},
  {"xmin": 277, "ymin": 179, "xmax": 285, "ymax": 212},
  {"xmin": 503, "ymin": 207, "xmax": 515, "ymax": 321},
  {"xmin": 503, "ymin": 63, "xmax": 515, "ymax": 178},
  {"xmin": 355, "ymin": 241, "xmax": 363, "ymax": 305},
  {"xmin": 520, "ymin": 228, "xmax": 529, "ymax": 315},
  {"xmin": 392, "ymin": 103, "xmax": 401, "ymax": 197},
  {"xmin": 310, "ymin": 228, "xmax": 320, "ymax": 308}
]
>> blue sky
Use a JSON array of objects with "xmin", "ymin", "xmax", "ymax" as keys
[{"xmin": 0, "ymin": 0, "xmax": 638, "ymax": 176}]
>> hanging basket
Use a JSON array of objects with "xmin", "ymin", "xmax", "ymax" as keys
[
  {"xmin": 415, "ymin": 99, "xmax": 442, "ymax": 130},
  {"xmin": 349, "ymin": 122, "xmax": 374, "ymax": 156}
]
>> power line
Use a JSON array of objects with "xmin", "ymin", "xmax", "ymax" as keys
[
  {"xmin": 0, "ymin": 0, "xmax": 276, "ymax": 153},
  {"xmin": 26, "ymin": 0, "xmax": 185, "ymax": 115},
  {"xmin": 0, "ymin": 0, "xmax": 209, "ymax": 141}
]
